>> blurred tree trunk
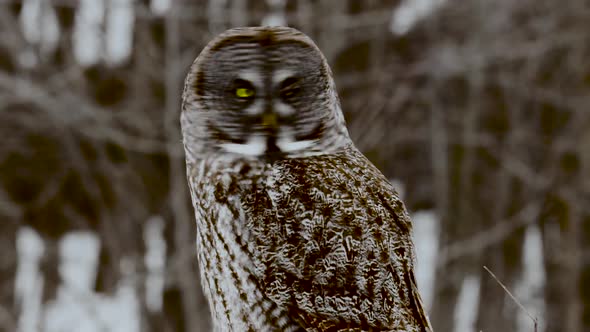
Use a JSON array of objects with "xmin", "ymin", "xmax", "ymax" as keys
[
  {"xmin": 540, "ymin": 192, "xmax": 582, "ymax": 332},
  {"xmin": 475, "ymin": 89, "xmax": 529, "ymax": 331},
  {"xmin": 539, "ymin": 131, "xmax": 584, "ymax": 332},
  {"xmin": 164, "ymin": 5, "xmax": 205, "ymax": 332},
  {"xmin": 429, "ymin": 79, "xmax": 459, "ymax": 332},
  {"xmin": 581, "ymin": 128, "xmax": 590, "ymax": 330}
]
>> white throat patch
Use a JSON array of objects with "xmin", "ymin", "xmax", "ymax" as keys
[
  {"xmin": 219, "ymin": 135, "xmax": 266, "ymax": 156},
  {"xmin": 219, "ymin": 133, "xmax": 317, "ymax": 157},
  {"xmin": 276, "ymin": 137, "xmax": 316, "ymax": 152}
]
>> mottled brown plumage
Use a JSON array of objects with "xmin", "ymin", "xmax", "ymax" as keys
[{"xmin": 181, "ymin": 26, "xmax": 432, "ymax": 331}]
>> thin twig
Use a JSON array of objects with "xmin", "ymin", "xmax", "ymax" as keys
[{"xmin": 483, "ymin": 266, "xmax": 538, "ymax": 332}]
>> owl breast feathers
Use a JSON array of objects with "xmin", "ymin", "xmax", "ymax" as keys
[
  {"xmin": 181, "ymin": 26, "xmax": 432, "ymax": 331},
  {"xmin": 187, "ymin": 147, "xmax": 431, "ymax": 331}
]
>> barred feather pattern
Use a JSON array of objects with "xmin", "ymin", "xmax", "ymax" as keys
[{"xmin": 186, "ymin": 145, "xmax": 433, "ymax": 332}]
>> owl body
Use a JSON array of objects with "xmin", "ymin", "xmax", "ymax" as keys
[
  {"xmin": 181, "ymin": 27, "xmax": 432, "ymax": 331},
  {"xmin": 187, "ymin": 147, "xmax": 429, "ymax": 331}
]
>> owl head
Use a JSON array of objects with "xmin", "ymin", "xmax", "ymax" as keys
[{"xmin": 181, "ymin": 26, "xmax": 351, "ymax": 162}]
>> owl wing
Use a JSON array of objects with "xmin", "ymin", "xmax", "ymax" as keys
[{"xmin": 242, "ymin": 148, "xmax": 432, "ymax": 332}]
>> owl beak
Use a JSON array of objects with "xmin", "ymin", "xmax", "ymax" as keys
[{"xmin": 261, "ymin": 113, "xmax": 278, "ymax": 129}]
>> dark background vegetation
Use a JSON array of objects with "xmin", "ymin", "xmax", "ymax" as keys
[{"xmin": 0, "ymin": 0, "xmax": 589, "ymax": 331}]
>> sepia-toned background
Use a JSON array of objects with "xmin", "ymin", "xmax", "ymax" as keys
[{"xmin": 0, "ymin": 0, "xmax": 589, "ymax": 331}]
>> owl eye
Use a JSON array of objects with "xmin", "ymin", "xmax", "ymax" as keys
[
  {"xmin": 233, "ymin": 79, "xmax": 255, "ymax": 98},
  {"xmin": 280, "ymin": 77, "xmax": 301, "ymax": 99},
  {"xmin": 236, "ymin": 87, "xmax": 255, "ymax": 98}
]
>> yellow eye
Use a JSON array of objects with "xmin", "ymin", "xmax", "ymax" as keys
[{"xmin": 236, "ymin": 87, "xmax": 255, "ymax": 98}]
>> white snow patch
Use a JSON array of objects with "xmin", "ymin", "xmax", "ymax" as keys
[
  {"xmin": 261, "ymin": 0, "xmax": 286, "ymax": 26},
  {"xmin": 58, "ymin": 232, "xmax": 101, "ymax": 291},
  {"xmin": 390, "ymin": 0, "xmax": 446, "ymax": 35},
  {"xmin": 261, "ymin": 13, "xmax": 286, "ymax": 27},
  {"xmin": 20, "ymin": 0, "xmax": 60, "ymax": 50},
  {"xmin": 15, "ymin": 227, "xmax": 45, "ymax": 332},
  {"xmin": 74, "ymin": 0, "xmax": 105, "ymax": 66},
  {"xmin": 515, "ymin": 225, "xmax": 546, "ymax": 332},
  {"xmin": 19, "ymin": 0, "xmax": 60, "ymax": 60},
  {"xmin": 44, "ymin": 232, "xmax": 140, "ymax": 332},
  {"xmin": 453, "ymin": 275, "xmax": 481, "ymax": 332},
  {"xmin": 412, "ymin": 210, "xmax": 439, "ymax": 311},
  {"xmin": 105, "ymin": 0, "xmax": 135, "ymax": 65},
  {"xmin": 150, "ymin": 0, "xmax": 171, "ymax": 15},
  {"xmin": 20, "ymin": 0, "xmax": 43, "ymax": 44},
  {"xmin": 144, "ymin": 216, "xmax": 167, "ymax": 313}
]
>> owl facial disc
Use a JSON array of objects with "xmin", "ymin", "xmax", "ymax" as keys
[
  {"xmin": 216, "ymin": 69, "xmax": 320, "ymax": 159},
  {"xmin": 181, "ymin": 26, "xmax": 351, "ymax": 161}
]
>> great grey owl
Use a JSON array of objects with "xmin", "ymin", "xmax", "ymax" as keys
[{"xmin": 181, "ymin": 26, "xmax": 432, "ymax": 332}]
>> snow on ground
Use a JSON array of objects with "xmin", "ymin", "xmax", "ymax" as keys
[
  {"xmin": 14, "ymin": 228, "xmax": 149, "ymax": 332},
  {"xmin": 411, "ymin": 210, "xmax": 439, "ymax": 311},
  {"xmin": 515, "ymin": 225, "xmax": 546, "ymax": 332},
  {"xmin": 43, "ymin": 231, "xmax": 140, "ymax": 332},
  {"xmin": 144, "ymin": 216, "xmax": 167, "ymax": 313},
  {"xmin": 453, "ymin": 275, "xmax": 481, "ymax": 332},
  {"xmin": 15, "ymin": 227, "xmax": 45, "ymax": 332}
]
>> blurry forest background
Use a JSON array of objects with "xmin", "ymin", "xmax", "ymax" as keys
[{"xmin": 0, "ymin": 0, "xmax": 589, "ymax": 331}]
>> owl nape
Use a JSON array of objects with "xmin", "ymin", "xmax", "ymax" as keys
[{"xmin": 181, "ymin": 26, "xmax": 433, "ymax": 332}]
